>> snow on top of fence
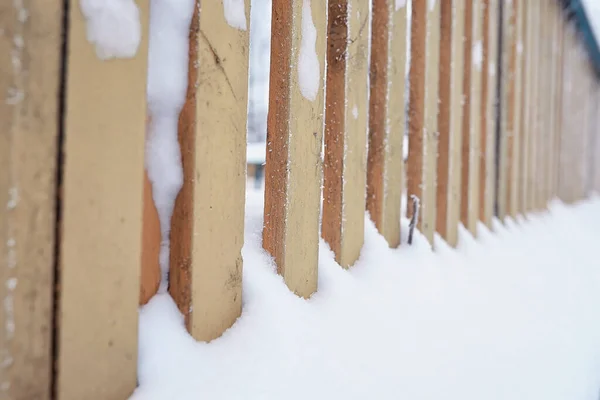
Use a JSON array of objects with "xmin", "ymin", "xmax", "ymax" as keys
[
  {"xmin": 223, "ymin": 0, "xmax": 247, "ymax": 31},
  {"xmin": 298, "ymin": 0, "xmax": 320, "ymax": 102},
  {"xmin": 79, "ymin": 0, "xmax": 141, "ymax": 60}
]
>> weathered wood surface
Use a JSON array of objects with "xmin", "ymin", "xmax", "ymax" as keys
[
  {"xmin": 367, "ymin": 0, "xmax": 407, "ymax": 248},
  {"xmin": 56, "ymin": 1, "xmax": 150, "ymax": 398},
  {"xmin": 169, "ymin": 1, "xmax": 250, "ymax": 341},
  {"xmin": 408, "ymin": 0, "xmax": 440, "ymax": 245},
  {"xmin": 460, "ymin": 0, "xmax": 483, "ymax": 235},
  {"xmin": 480, "ymin": 0, "xmax": 498, "ymax": 225},
  {"xmin": 323, "ymin": 0, "xmax": 370, "ymax": 267},
  {"xmin": 263, "ymin": 0, "xmax": 327, "ymax": 296},
  {"xmin": 0, "ymin": 1, "xmax": 62, "ymax": 398}
]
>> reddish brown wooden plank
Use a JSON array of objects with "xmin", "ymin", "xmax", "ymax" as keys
[
  {"xmin": 263, "ymin": 0, "xmax": 327, "ymax": 296},
  {"xmin": 322, "ymin": 0, "xmax": 370, "ymax": 267}
]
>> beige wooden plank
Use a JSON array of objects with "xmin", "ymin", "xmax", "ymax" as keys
[
  {"xmin": 553, "ymin": 9, "xmax": 565, "ymax": 201},
  {"xmin": 0, "ymin": 1, "xmax": 62, "ymax": 398},
  {"xmin": 512, "ymin": 0, "xmax": 525, "ymax": 216},
  {"xmin": 366, "ymin": 0, "xmax": 407, "ymax": 248},
  {"xmin": 423, "ymin": 0, "xmax": 441, "ymax": 244},
  {"xmin": 504, "ymin": 0, "xmax": 520, "ymax": 219},
  {"xmin": 446, "ymin": 0, "xmax": 467, "ymax": 247},
  {"xmin": 517, "ymin": 0, "xmax": 529, "ymax": 214},
  {"xmin": 263, "ymin": 0, "xmax": 326, "ymax": 297},
  {"xmin": 479, "ymin": 0, "xmax": 498, "ymax": 225},
  {"xmin": 526, "ymin": 1, "xmax": 540, "ymax": 211},
  {"xmin": 55, "ymin": 2, "xmax": 149, "ymax": 399},
  {"xmin": 558, "ymin": 24, "xmax": 573, "ymax": 202},
  {"xmin": 459, "ymin": 0, "xmax": 474, "ymax": 231},
  {"xmin": 436, "ymin": 0, "xmax": 454, "ymax": 241},
  {"xmin": 169, "ymin": 1, "xmax": 249, "ymax": 341},
  {"xmin": 561, "ymin": 26, "xmax": 579, "ymax": 203},
  {"xmin": 546, "ymin": 0, "xmax": 559, "ymax": 201},
  {"xmin": 539, "ymin": 0, "xmax": 551, "ymax": 208},
  {"xmin": 535, "ymin": 0, "xmax": 548, "ymax": 209},
  {"xmin": 497, "ymin": 0, "xmax": 513, "ymax": 221},
  {"xmin": 322, "ymin": 0, "xmax": 369, "ymax": 267},
  {"xmin": 459, "ymin": 0, "xmax": 483, "ymax": 235},
  {"xmin": 407, "ymin": 0, "xmax": 440, "ymax": 245}
]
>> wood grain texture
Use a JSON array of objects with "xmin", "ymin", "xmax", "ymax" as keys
[
  {"xmin": 407, "ymin": 0, "xmax": 428, "ymax": 241},
  {"xmin": 509, "ymin": 0, "xmax": 524, "ymax": 217},
  {"xmin": 499, "ymin": 0, "xmax": 517, "ymax": 221},
  {"xmin": 546, "ymin": 0, "xmax": 558, "ymax": 201},
  {"xmin": 0, "ymin": 1, "xmax": 62, "ymax": 398},
  {"xmin": 517, "ymin": 0, "xmax": 529, "ymax": 215},
  {"xmin": 537, "ymin": 0, "xmax": 550, "ymax": 209},
  {"xmin": 479, "ymin": 0, "xmax": 498, "ymax": 225},
  {"xmin": 323, "ymin": 0, "xmax": 369, "ymax": 267},
  {"xmin": 460, "ymin": 0, "xmax": 482, "ymax": 235},
  {"xmin": 525, "ymin": 1, "xmax": 539, "ymax": 211},
  {"xmin": 522, "ymin": 0, "xmax": 535, "ymax": 211},
  {"xmin": 446, "ymin": 0, "xmax": 467, "ymax": 247},
  {"xmin": 436, "ymin": 0, "xmax": 453, "ymax": 240},
  {"xmin": 264, "ymin": 0, "xmax": 327, "ymax": 297},
  {"xmin": 423, "ymin": 0, "xmax": 441, "ymax": 244},
  {"xmin": 459, "ymin": 0, "xmax": 473, "ymax": 232},
  {"xmin": 140, "ymin": 169, "xmax": 161, "ymax": 306},
  {"xmin": 366, "ymin": 0, "xmax": 407, "ymax": 248},
  {"xmin": 529, "ymin": 1, "xmax": 541, "ymax": 211},
  {"xmin": 55, "ymin": 1, "xmax": 149, "ymax": 398},
  {"xmin": 169, "ymin": 0, "xmax": 249, "ymax": 341},
  {"xmin": 551, "ymin": 2, "xmax": 564, "ymax": 199}
]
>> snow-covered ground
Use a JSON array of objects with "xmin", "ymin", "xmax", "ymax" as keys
[{"xmin": 131, "ymin": 188, "xmax": 600, "ymax": 400}]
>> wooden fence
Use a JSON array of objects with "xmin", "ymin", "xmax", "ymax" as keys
[{"xmin": 1, "ymin": 0, "xmax": 599, "ymax": 398}]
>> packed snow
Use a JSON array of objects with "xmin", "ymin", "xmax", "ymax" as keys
[
  {"xmin": 79, "ymin": 0, "xmax": 142, "ymax": 60},
  {"xmin": 131, "ymin": 188, "xmax": 600, "ymax": 400},
  {"xmin": 146, "ymin": 0, "xmax": 195, "ymax": 289}
]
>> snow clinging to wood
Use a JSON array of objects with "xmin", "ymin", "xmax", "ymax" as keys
[
  {"xmin": 223, "ymin": 0, "xmax": 247, "ymax": 31},
  {"xmin": 472, "ymin": 40, "xmax": 483, "ymax": 71},
  {"xmin": 395, "ymin": 0, "xmax": 407, "ymax": 10},
  {"xmin": 146, "ymin": 0, "xmax": 196, "ymax": 290},
  {"xmin": 298, "ymin": 0, "xmax": 320, "ymax": 102},
  {"xmin": 79, "ymin": 0, "xmax": 141, "ymax": 60}
]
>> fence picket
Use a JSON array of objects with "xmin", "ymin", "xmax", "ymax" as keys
[
  {"xmin": 480, "ymin": 0, "xmax": 498, "ymax": 225},
  {"xmin": 436, "ymin": 0, "xmax": 454, "ymax": 242},
  {"xmin": 366, "ymin": 0, "xmax": 407, "ymax": 248},
  {"xmin": 168, "ymin": 1, "xmax": 250, "ymax": 341},
  {"xmin": 408, "ymin": 0, "xmax": 440, "ymax": 245},
  {"xmin": 55, "ymin": 2, "xmax": 150, "ymax": 398},
  {"xmin": 263, "ymin": 0, "xmax": 327, "ymax": 297},
  {"xmin": 459, "ymin": 0, "xmax": 483, "ymax": 235},
  {"xmin": 0, "ymin": 1, "xmax": 62, "ymax": 398},
  {"xmin": 447, "ymin": 0, "xmax": 467, "ymax": 247},
  {"xmin": 322, "ymin": 0, "xmax": 370, "ymax": 267}
]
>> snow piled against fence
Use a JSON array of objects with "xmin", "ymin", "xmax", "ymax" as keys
[{"xmin": 130, "ymin": 189, "xmax": 600, "ymax": 400}]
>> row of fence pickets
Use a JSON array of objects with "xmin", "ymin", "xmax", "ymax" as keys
[{"xmin": 1, "ymin": 0, "xmax": 600, "ymax": 399}]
